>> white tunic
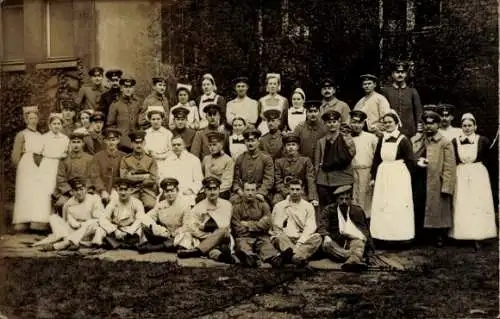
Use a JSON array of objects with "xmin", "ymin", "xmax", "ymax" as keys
[
  {"xmin": 145, "ymin": 126, "xmax": 173, "ymax": 181},
  {"xmin": 439, "ymin": 126, "xmax": 462, "ymax": 142},
  {"xmin": 226, "ymin": 96, "xmax": 259, "ymax": 126},
  {"xmin": 353, "ymin": 92, "xmax": 391, "ymax": 132},
  {"xmin": 163, "ymin": 150, "xmax": 203, "ymax": 206}
]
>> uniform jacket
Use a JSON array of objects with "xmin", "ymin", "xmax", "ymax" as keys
[
  {"xmin": 107, "ymin": 95, "xmax": 141, "ymax": 148},
  {"xmin": 98, "ymin": 88, "xmax": 120, "ymax": 123},
  {"xmin": 233, "ymin": 150, "xmax": 274, "ymax": 197},
  {"xmin": 259, "ymin": 130, "xmax": 284, "ymax": 159},
  {"xmin": 319, "ymin": 98, "xmax": 351, "ymax": 123},
  {"xmin": 171, "ymin": 127, "xmax": 197, "ymax": 152},
  {"xmin": 75, "ymin": 84, "xmax": 106, "ymax": 111},
  {"xmin": 56, "ymin": 151, "xmax": 93, "ymax": 195},
  {"xmin": 89, "ymin": 150, "xmax": 126, "ymax": 193},
  {"xmin": 231, "ymin": 197, "xmax": 272, "ymax": 238},
  {"xmin": 191, "ymin": 126, "xmax": 230, "ymax": 160},
  {"xmin": 274, "ymin": 155, "xmax": 318, "ymax": 201},
  {"xmin": 381, "ymin": 84, "xmax": 422, "ymax": 137},
  {"xmin": 315, "ymin": 133, "xmax": 356, "ymax": 187},
  {"xmin": 293, "ymin": 120, "xmax": 327, "ymax": 162},
  {"xmin": 83, "ymin": 131, "xmax": 105, "ymax": 155},
  {"xmin": 62, "ymin": 193, "xmax": 104, "ymax": 223},
  {"xmin": 119, "ymin": 152, "xmax": 159, "ymax": 197},
  {"xmin": 142, "ymin": 196, "xmax": 191, "ymax": 235},
  {"xmin": 101, "ymin": 196, "xmax": 145, "ymax": 234},
  {"xmin": 185, "ymin": 198, "xmax": 232, "ymax": 239},
  {"xmin": 202, "ymin": 152, "xmax": 235, "ymax": 193},
  {"xmin": 411, "ymin": 132, "xmax": 456, "ymax": 227},
  {"xmin": 317, "ymin": 203, "xmax": 374, "ymax": 254}
]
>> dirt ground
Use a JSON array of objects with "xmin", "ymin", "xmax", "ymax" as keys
[{"xmin": 0, "ymin": 240, "xmax": 497, "ymax": 319}]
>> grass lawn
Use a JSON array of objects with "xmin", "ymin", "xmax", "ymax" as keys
[{"xmin": 0, "ymin": 257, "xmax": 306, "ymax": 319}]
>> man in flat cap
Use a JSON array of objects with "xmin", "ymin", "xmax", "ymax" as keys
[
  {"xmin": 34, "ymin": 177, "xmax": 107, "ymax": 251},
  {"xmin": 168, "ymin": 84, "xmax": 199, "ymax": 130},
  {"xmin": 83, "ymin": 111, "xmax": 106, "ymax": 155},
  {"xmin": 138, "ymin": 177, "xmax": 193, "ymax": 253},
  {"xmin": 99, "ymin": 69, "xmax": 123, "ymax": 123},
  {"xmin": 61, "ymin": 100, "xmax": 78, "ymax": 137},
  {"xmin": 271, "ymin": 178, "xmax": 322, "ymax": 267},
  {"xmin": 138, "ymin": 77, "xmax": 170, "ymax": 129},
  {"xmin": 232, "ymin": 127, "xmax": 274, "ymax": 204},
  {"xmin": 354, "ymin": 74, "xmax": 391, "ymax": 135},
  {"xmin": 53, "ymin": 130, "xmax": 94, "ymax": 213},
  {"xmin": 99, "ymin": 178, "xmax": 147, "ymax": 248},
  {"xmin": 381, "ymin": 62, "xmax": 423, "ymax": 137},
  {"xmin": 318, "ymin": 185, "xmax": 374, "ymax": 272},
  {"xmin": 437, "ymin": 103, "xmax": 462, "ymax": 142},
  {"xmin": 315, "ymin": 109, "xmax": 356, "ymax": 208},
  {"xmin": 170, "ymin": 106, "xmax": 197, "ymax": 152},
  {"xmin": 226, "ymin": 77, "xmax": 259, "ymax": 129},
  {"xmin": 107, "ymin": 77, "xmax": 141, "ymax": 153},
  {"xmin": 232, "ymin": 180, "xmax": 290, "ymax": 268},
  {"xmin": 319, "ymin": 78, "xmax": 350, "ymax": 124},
  {"xmin": 293, "ymin": 100, "xmax": 327, "ymax": 162},
  {"xmin": 200, "ymin": 131, "xmax": 234, "ymax": 200},
  {"xmin": 273, "ymin": 132, "xmax": 318, "ymax": 206},
  {"xmin": 75, "ymin": 67, "xmax": 106, "ymax": 112},
  {"xmin": 163, "ymin": 135, "xmax": 203, "ymax": 207},
  {"xmin": 178, "ymin": 176, "xmax": 235, "ymax": 264},
  {"xmin": 191, "ymin": 104, "xmax": 229, "ymax": 160},
  {"xmin": 411, "ymin": 111, "xmax": 456, "ymax": 246},
  {"xmin": 119, "ymin": 130, "xmax": 159, "ymax": 211},
  {"xmin": 259, "ymin": 109, "xmax": 284, "ymax": 159},
  {"xmin": 349, "ymin": 110, "xmax": 378, "ymax": 219},
  {"xmin": 89, "ymin": 128, "xmax": 127, "ymax": 205}
]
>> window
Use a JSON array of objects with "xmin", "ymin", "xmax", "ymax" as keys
[
  {"xmin": 2, "ymin": 0, "xmax": 24, "ymax": 62},
  {"xmin": 415, "ymin": 0, "xmax": 441, "ymax": 29},
  {"xmin": 45, "ymin": 0, "xmax": 74, "ymax": 59}
]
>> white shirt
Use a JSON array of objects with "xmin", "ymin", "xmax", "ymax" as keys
[
  {"xmin": 41, "ymin": 131, "xmax": 69, "ymax": 159},
  {"xmin": 439, "ymin": 126, "xmax": 462, "ymax": 142},
  {"xmin": 145, "ymin": 127, "xmax": 173, "ymax": 160},
  {"xmin": 226, "ymin": 96, "xmax": 259, "ymax": 125},
  {"xmin": 287, "ymin": 107, "xmax": 306, "ymax": 131},
  {"xmin": 354, "ymin": 92, "xmax": 391, "ymax": 132},
  {"xmin": 163, "ymin": 150, "xmax": 203, "ymax": 205},
  {"xmin": 352, "ymin": 131, "xmax": 378, "ymax": 168},
  {"xmin": 337, "ymin": 206, "xmax": 366, "ymax": 241},
  {"xmin": 271, "ymin": 197, "xmax": 317, "ymax": 244}
]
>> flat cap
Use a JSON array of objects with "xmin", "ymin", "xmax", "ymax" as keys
[
  {"xmin": 321, "ymin": 109, "xmax": 341, "ymax": 121},
  {"xmin": 172, "ymin": 106, "xmax": 190, "ymax": 118},
  {"xmin": 350, "ymin": 110, "xmax": 367, "ymax": 122},
  {"xmin": 68, "ymin": 177, "xmax": 85, "ymax": 190},
  {"xmin": 242, "ymin": 127, "xmax": 262, "ymax": 139},
  {"xmin": 203, "ymin": 104, "xmax": 220, "ymax": 114},
  {"xmin": 69, "ymin": 130, "xmax": 87, "ymax": 140},
  {"xmin": 105, "ymin": 69, "xmax": 123, "ymax": 80},
  {"xmin": 202, "ymin": 176, "xmax": 221, "ymax": 188},
  {"xmin": 128, "ymin": 130, "xmax": 146, "ymax": 143},
  {"xmin": 321, "ymin": 78, "xmax": 337, "ymax": 88},
  {"xmin": 438, "ymin": 103, "xmax": 455, "ymax": 116},
  {"xmin": 282, "ymin": 132, "xmax": 300, "ymax": 144},
  {"xmin": 421, "ymin": 111, "xmax": 441, "ymax": 124},
  {"xmin": 114, "ymin": 178, "xmax": 134, "ymax": 188},
  {"xmin": 333, "ymin": 185, "xmax": 353, "ymax": 195},
  {"xmin": 146, "ymin": 105, "xmax": 166, "ymax": 118},
  {"xmin": 263, "ymin": 109, "xmax": 281, "ymax": 120},
  {"xmin": 119, "ymin": 78, "xmax": 136, "ymax": 87},
  {"xmin": 304, "ymin": 100, "xmax": 322, "ymax": 111},
  {"xmin": 391, "ymin": 61, "xmax": 408, "ymax": 71},
  {"xmin": 61, "ymin": 100, "xmax": 78, "ymax": 110},
  {"xmin": 90, "ymin": 111, "xmax": 105, "ymax": 122},
  {"xmin": 103, "ymin": 127, "xmax": 122, "ymax": 138},
  {"xmin": 206, "ymin": 131, "xmax": 225, "ymax": 142},
  {"xmin": 160, "ymin": 177, "xmax": 179, "ymax": 189},
  {"xmin": 88, "ymin": 67, "xmax": 104, "ymax": 77},
  {"xmin": 152, "ymin": 77, "xmax": 166, "ymax": 85},
  {"xmin": 423, "ymin": 104, "xmax": 439, "ymax": 113},
  {"xmin": 360, "ymin": 74, "xmax": 378, "ymax": 81}
]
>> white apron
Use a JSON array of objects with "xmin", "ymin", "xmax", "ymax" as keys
[
  {"xmin": 449, "ymin": 135, "xmax": 497, "ymax": 240},
  {"xmin": 370, "ymin": 135, "xmax": 415, "ymax": 240},
  {"xmin": 12, "ymin": 130, "xmax": 44, "ymax": 224}
]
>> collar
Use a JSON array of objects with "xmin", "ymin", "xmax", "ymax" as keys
[
  {"xmin": 290, "ymin": 107, "xmax": 305, "ymax": 114},
  {"xmin": 133, "ymin": 152, "xmax": 144, "ymax": 159},
  {"xmin": 425, "ymin": 132, "xmax": 443, "ymax": 142},
  {"xmin": 322, "ymin": 97, "xmax": 338, "ymax": 106},
  {"xmin": 26, "ymin": 127, "xmax": 38, "ymax": 132},
  {"xmin": 70, "ymin": 151, "xmax": 83, "ymax": 158},
  {"xmin": 269, "ymin": 129, "xmax": 281, "ymax": 136},
  {"xmin": 246, "ymin": 150, "xmax": 260, "ymax": 159},
  {"xmin": 459, "ymin": 133, "xmax": 476, "ymax": 142},
  {"xmin": 392, "ymin": 82, "xmax": 407, "ymax": 89},
  {"xmin": 154, "ymin": 92, "xmax": 164, "ymax": 99},
  {"xmin": 235, "ymin": 96, "xmax": 248, "ymax": 101},
  {"xmin": 231, "ymin": 134, "xmax": 244, "ymax": 139},
  {"xmin": 383, "ymin": 129, "xmax": 400, "ymax": 140},
  {"xmin": 286, "ymin": 154, "xmax": 299, "ymax": 162},
  {"xmin": 211, "ymin": 151, "xmax": 224, "ymax": 158},
  {"xmin": 284, "ymin": 196, "xmax": 305, "ymax": 207},
  {"xmin": 92, "ymin": 85, "xmax": 103, "ymax": 91},
  {"xmin": 202, "ymin": 92, "xmax": 216, "ymax": 100}
]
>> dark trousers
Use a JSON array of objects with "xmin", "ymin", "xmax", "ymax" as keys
[{"xmin": 412, "ymin": 168, "xmax": 427, "ymax": 242}]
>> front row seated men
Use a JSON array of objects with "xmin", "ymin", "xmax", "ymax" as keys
[{"xmin": 318, "ymin": 185, "xmax": 374, "ymax": 272}]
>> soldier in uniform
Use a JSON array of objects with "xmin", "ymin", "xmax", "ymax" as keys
[
  {"xmin": 201, "ymin": 131, "xmax": 234, "ymax": 200},
  {"xmin": 83, "ymin": 111, "xmax": 106, "ymax": 155},
  {"xmin": 259, "ymin": 109, "xmax": 284, "ymax": 159},
  {"xmin": 107, "ymin": 77, "xmax": 141, "ymax": 153},
  {"xmin": 293, "ymin": 100, "xmax": 327, "ymax": 162},
  {"xmin": 232, "ymin": 127, "xmax": 274, "ymax": 204},
  {"xmin": 438, "ymin": 103, "xmax": 462, "ymax": 142},
  {"xmin": 191, "ymin": 104, "xmax": 229, "ymax": 160},
  {"xmin": 171, "ymin": 106, "xmax": 197, "ymax": 152},
  {"xmin": 138, "ymin": 77, "xmax": 170, "ymax": 129},
  {"xmin": 98, "ymin": 69, "xmax": 123, "ymax": 123},
  {"xmin": 273, "ymin": 132, "xmax": 318, "ymax": 205},
  {"xmin": 119, "ymin": 131, "xmax": 159, "ymax": 211},
  {"xmin": 53, "ymin": 131, "xmax": 94, "ymax": 213},
  {"xmin": 89, "ymin": 128, "xmax": 126, "ymax": 205},
  {"xmin": 61, "ymin": 100, "xmax": 78, "ymax": 137},
  {"xmin": 319, "ymin": 78, "xmax": 350, "ymax": 124},
  {"xmin": 75, "ymin": 67, "xmax": 106, "ymax": 111}
]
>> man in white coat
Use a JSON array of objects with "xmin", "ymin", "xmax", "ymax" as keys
[{"xmin": 163, "ymin": 135, "xmax": 203, "ymax": 206}]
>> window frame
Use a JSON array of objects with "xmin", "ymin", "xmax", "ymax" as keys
[{"xmin": 1, "ymin": 0, "xmax": 25, "ymax": 65}]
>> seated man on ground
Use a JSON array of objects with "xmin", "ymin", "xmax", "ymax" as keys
[
  {"xmin": 138, "ymin": 177, "xmax": 193, "ymax": 253},
  {"xmin": 119, "ymin": 130, "xmax": 159, "ymax": 211},
  {"xmin": 177, "ymin": 176, "xmax": 235, "ymax": 264},
  {"xmin": 98, "ymin": 178, "xmax": 146, "ymax": 249},
  {"xmin": 318, "ymin": 185, "xmax": 374, "ymax": 272},
  {"xmin": 34, "ymin": 177, "xmax": 107, "ymax": 251},
  {"xmin": 270, "ymin": 178, "xmax": 322, "ymax": 266},
  {"xmin": 232, "ymin": 181, "xmax": 291, "ymax": 268}
]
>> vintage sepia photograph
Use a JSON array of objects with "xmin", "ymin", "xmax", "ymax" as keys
[{"xmin": 0, "ymin": 0, "xmax": 498, "ymax": 318}]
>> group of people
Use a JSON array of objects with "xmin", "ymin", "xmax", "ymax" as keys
[{"xmin": 10, "ymin": 61, "xmax": 497, "ymax": 272}]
